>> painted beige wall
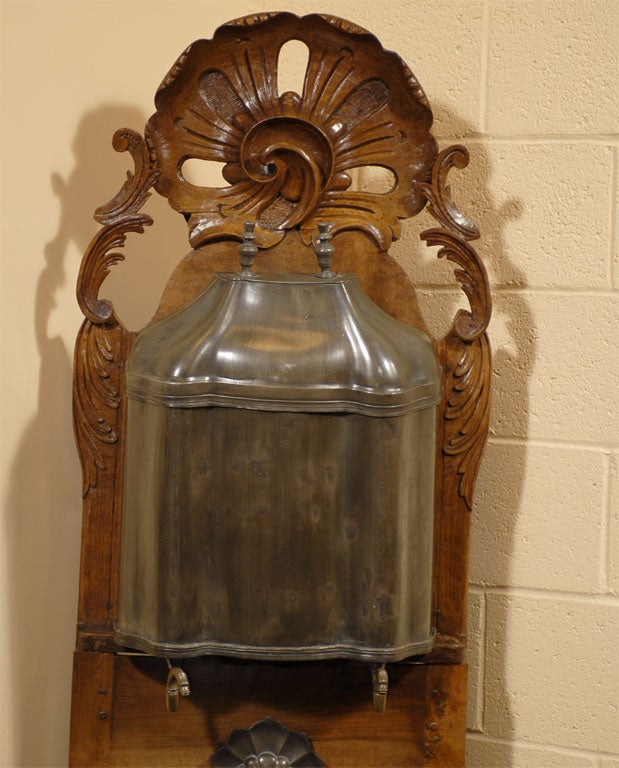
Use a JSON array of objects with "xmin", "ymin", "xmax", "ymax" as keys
[{"xmin": 1, "ymin": 0, "xmax": 617, "ymax": 766}]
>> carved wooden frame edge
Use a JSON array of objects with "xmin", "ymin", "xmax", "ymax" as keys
[
  {"xmin": 420, "ymin": 145, "xmax": 492, "ymax": 644},
  {"xmin": 74, "ymin": 129, "xmax": 157, "ymax": 497}
]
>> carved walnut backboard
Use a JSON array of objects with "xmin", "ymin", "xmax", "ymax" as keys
[{"xmin": 70, "ymin": 13, "xmax": 491, "ymax": 767}]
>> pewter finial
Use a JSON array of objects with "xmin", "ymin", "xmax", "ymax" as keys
[
  {"xmin": 238, "ymin": 221, "xmax": 258, "ymax": 275},
  {"xmin": 315, "ymin": 222, "xmax": 335, "ymax": 279}
]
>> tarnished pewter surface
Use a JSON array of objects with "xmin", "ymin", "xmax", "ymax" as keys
[
  {"xmin": 126, "ymin": 272, "xmax": 441, "ymax": 415},
  {"xmin": 117, "ymin": 269, "xmax": 439, "ymax": 662},
  {"xmin": 117, "ymin": 405, "xmax": 436, "ymax": 660}
]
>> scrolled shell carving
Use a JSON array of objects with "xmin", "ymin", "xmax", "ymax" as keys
[
  {"xmin": 146, "ymin": 12, "xmax": 437, "ymax": 251},
  {"xmin": 318, "ymin": 13, "xmax": 376, "ymax": 37},
  {"xmin": 227, "ymin": 13, "xmax": 282, "ymax": 28}
]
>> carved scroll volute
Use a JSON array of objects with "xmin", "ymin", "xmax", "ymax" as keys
[
  {"xmin": 145, "ymin": 12, "xmax": 437, "ymax": 252},
  {"xmin": 420, "ymin": 145, "xmax": 492, "ymax": 643},
  {"xmin": 420, "ymin": 145, "xmax": 491, "ymax": 509},
  {"xmin": 74, "ymin": 129, "xmax": 159, "ymax": 497}
]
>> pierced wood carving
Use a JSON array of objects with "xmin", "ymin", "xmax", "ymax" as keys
[
  {"xmin": 73, "ymin": 129, "xmax": 158, "ymax": 495},
  {"xmin": 421, "ymin": 145, "xmax": 492, "ymax": 510},
  {"xmin": 420, "ymin": 145, "xmax": 492, "ymax": 648},
  {"xmin": 146, "ymin": 12, "xmax": 436, "ymax": 251}
]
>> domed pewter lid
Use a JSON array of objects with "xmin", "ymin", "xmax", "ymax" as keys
[{"xmin": 127, "ymin": 269, "xmax": 441, "ymax": 416}]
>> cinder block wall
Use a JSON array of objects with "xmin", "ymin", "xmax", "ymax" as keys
[
  {"xmin": 390, "ymin": 1, "xmax": 618, "ymax": 765},
  {"xmin": 282, "ymin": 1, "xmax": 619, "ymax": 760},
  {"xmin": 1, "ymin": 1, "xmax": 617, "ymax": 765}
]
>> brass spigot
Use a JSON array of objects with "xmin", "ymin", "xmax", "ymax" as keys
[
  {"xmin": 165, "ymin": 660, "xmax": 191, "ymax": 712},
  {"xmin": 371, "ymin": 663, "xmax": 389, "ymax": 713}
]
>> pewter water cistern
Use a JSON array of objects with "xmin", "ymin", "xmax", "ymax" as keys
[{"xmin": 115, "ymin": 225, "xmax": 441, "ymax": 711}]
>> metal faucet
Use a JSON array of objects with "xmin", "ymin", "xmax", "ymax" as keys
[
  {"xmin": 166, "ymin": 660, "xmax": 191, "ymax": 712},
  {"xmin": 371, "ymin": 663, "xmax": 389, "ymax": 713}
]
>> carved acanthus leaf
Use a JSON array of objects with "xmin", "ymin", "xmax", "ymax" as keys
[
  {"xmin": 77, "ymin": 215, "xmax": 152, "ymax": 324},
  {"xmin": 421, "ymin": 144, "xmax": 490, "ymax": 340},
  {"xmin": 420, "ymin": 143, "xmax": 492, "ymax": 512},
  {"xmin": 74, "ymin": 128, "xmax": 156, "ymax": 497},
  {"xmin": 420, "ymin": 145, "xmax": 479, "ymax": 241},
  {"xmin": 94, "ymin": 128, "xmax": 160, "ymax": 224},
  {"xmin": 421, "ymin": 228, "xmax": 491, "ymax": 341},
  {"xmin": 73, "ymin": 321, "xmax": 121, "ymax": 497},
  {"xmin": 76, "ymin": 128, "xmax": 158, "ymax": 325},
  {"xmin": 442, "ymin": 335, "xmax": 491, "ymax": 509}
]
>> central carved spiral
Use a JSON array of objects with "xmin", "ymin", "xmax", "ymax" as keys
[{"xmin": 240, "ymin": 117, "xmax": 334, "ymax": 228}]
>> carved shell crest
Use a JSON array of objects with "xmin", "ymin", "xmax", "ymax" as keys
[{"xmin": 146, "ymin": 12, "xmax": 437, "ymax": 250}]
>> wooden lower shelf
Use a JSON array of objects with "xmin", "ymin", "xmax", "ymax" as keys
[{"xmin": 70, "ymin": 651, "xmax": 467, "ymax": 767}]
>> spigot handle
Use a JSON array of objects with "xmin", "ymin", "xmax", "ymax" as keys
[
  {"xmin": 165, "ymin": 662, "xmax": 191, "ymax": 712},
  {"xmin": 238, "ymin": 222, "xmax": 258, "ymax": 275},
  {"xmin": 314, "ymin": 222, "xmax": 336, "ymax": 279},
  {"xmin": 371, "ymin": 663, "xmax": 389, "ymax": 713}
]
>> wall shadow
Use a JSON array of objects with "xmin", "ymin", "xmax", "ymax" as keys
[
  {"xmin": 3, "ymin": 104, "xmax": 186, "ymax": 766},
  {"xmin": 402, "ymin": 107, "xmax": 535, "ymax": 767}
]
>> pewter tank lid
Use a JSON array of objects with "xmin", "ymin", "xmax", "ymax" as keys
[
  {"xmin": 126, "ymin": 226, "xmax": 441, "ymax": 416},
  {"xmin": 127, "ymin": 272, "xmax": 440, "ymax": 416}
]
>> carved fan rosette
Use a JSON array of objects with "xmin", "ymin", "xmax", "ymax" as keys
[
  {"xmin": 146, "ymin": 12, "xmax": 437, "ymax": 250},
  {"xmin": 73, "ymin": 10, "xmax": 491, "ymax": 665}
]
